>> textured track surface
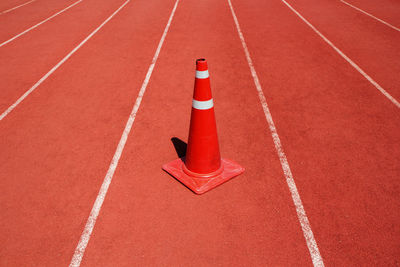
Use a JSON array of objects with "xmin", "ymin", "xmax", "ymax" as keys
[{"xmin": 0, "ymin": 0, "xmax": 399, "ymax": 266}]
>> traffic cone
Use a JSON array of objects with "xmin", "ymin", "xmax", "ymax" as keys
[{"xmin": 162, "ymin": 58, "xmax": 244, "ymax": 194}]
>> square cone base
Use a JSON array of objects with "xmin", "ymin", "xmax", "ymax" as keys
[{"xmin": 162, "ymin": 158, "xmax": 244, "ymax": 194}]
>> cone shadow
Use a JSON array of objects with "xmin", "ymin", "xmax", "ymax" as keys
[{"xmin": 171, "ymin": 137, "xmax": 187, "ymax": 158}]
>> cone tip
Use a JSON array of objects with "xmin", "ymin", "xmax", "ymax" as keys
[{"xmin": 196, "ymin": 58, "xmax": 208, "ymax": 71}]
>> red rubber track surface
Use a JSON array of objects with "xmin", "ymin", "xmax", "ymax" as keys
[
  {"xmin": 0, "ymin": 0, "xmax": 178, "ymax": 265},
  {"xmin": 0, "ymin": 0, "xmax": 77, "ymax": 39},
  {"xmin": 0, "ymin": 0, "xmax": 399, "ymax": 265},
  {"xmin": 286, "ymin": 0, "xmax": 400, "ymax": 101},
  {"xmin": 342, "ymin": 0, "xmax": 400, "ymax": 26},
  {"xmin": 0, "ymin": 0, "xmax": 125, "ymax": 111},
  {"xmin": 0, "ymin": 0, "xmax": 36, "ymax": 12},
  {"xmin": 231, "ymin": 0, "xmax": 400, "ymax": 264},
  {"xmin": 81, "ymin": 0, "xmax": 312, "ymax": 265}
]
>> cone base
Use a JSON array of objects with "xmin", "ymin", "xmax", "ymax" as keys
[{"xmin": 162, "ymin": 158, "xmax": 244, "ymax": 194}]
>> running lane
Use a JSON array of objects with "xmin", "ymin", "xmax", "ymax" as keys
[
  {"xmin": 78, "ymin": 0, "xmax": 314, "ymax": 265},
  {"xmin": 0, "ymin": 0, "xmax": 35, "ymax": 12},
  {"xmin": 0, "ymin": 0, "xmax": 126, "ymax": 115},
  {"xmin": 340, "ymin": 0, "xmax": 400, "ymax": 26},
  {"xmin": 0, "ymin": 0, "xmax": 177, "ymax": 265},
  {"xmin": 283, "ymin": 0, "xmax": 400, "ymax": 102},
  {"xmin": 0, "ymin": 0, "xmax": 78, "ymax": 40},
  {"xmin": 231, "ymin": 0, "xmax": 400, "ymax": 265}
]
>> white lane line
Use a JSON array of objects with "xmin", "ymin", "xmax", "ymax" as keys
[
  {"xmin": 280, "ymin": 0, "xmax": 400, "ymax": 109},
  {"xmin": 68, "ymin": 0, "xmax": 180, "ymax": 266},
  {"xmin": 0, "ymin": 0, "xmax": 127, "ymax": 122},
  {"xmin": 340, "ymin": 0, "xmax": 400, "ymax": 32},
  {"xmin": 0, "ymin": 0, "xmax": 82, "ymax": 48},
  {"xmin": 1, "ymin": 0, "xmax": 36, "ymax": 14},
  {"xmin": 227, "ymin": 0, "xmax": 325, "ymax": 266}
]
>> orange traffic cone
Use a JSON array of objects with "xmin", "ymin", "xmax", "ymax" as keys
[{"xmin": 163, "ymin": 58, "xmax": 244, "ymax": 194}]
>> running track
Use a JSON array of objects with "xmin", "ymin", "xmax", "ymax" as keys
[{"xmin": 0, "ymin": 0, "xmax": 399, "ymax": 265}]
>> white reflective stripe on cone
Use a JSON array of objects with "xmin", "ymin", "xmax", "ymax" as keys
[
  {"xmin": 192, "ymin": 99, "xmax": 214, "ymax": 110},
  {"xmin": 195, "ymin": 70, "xmax": 209, "ymax": 79}
]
